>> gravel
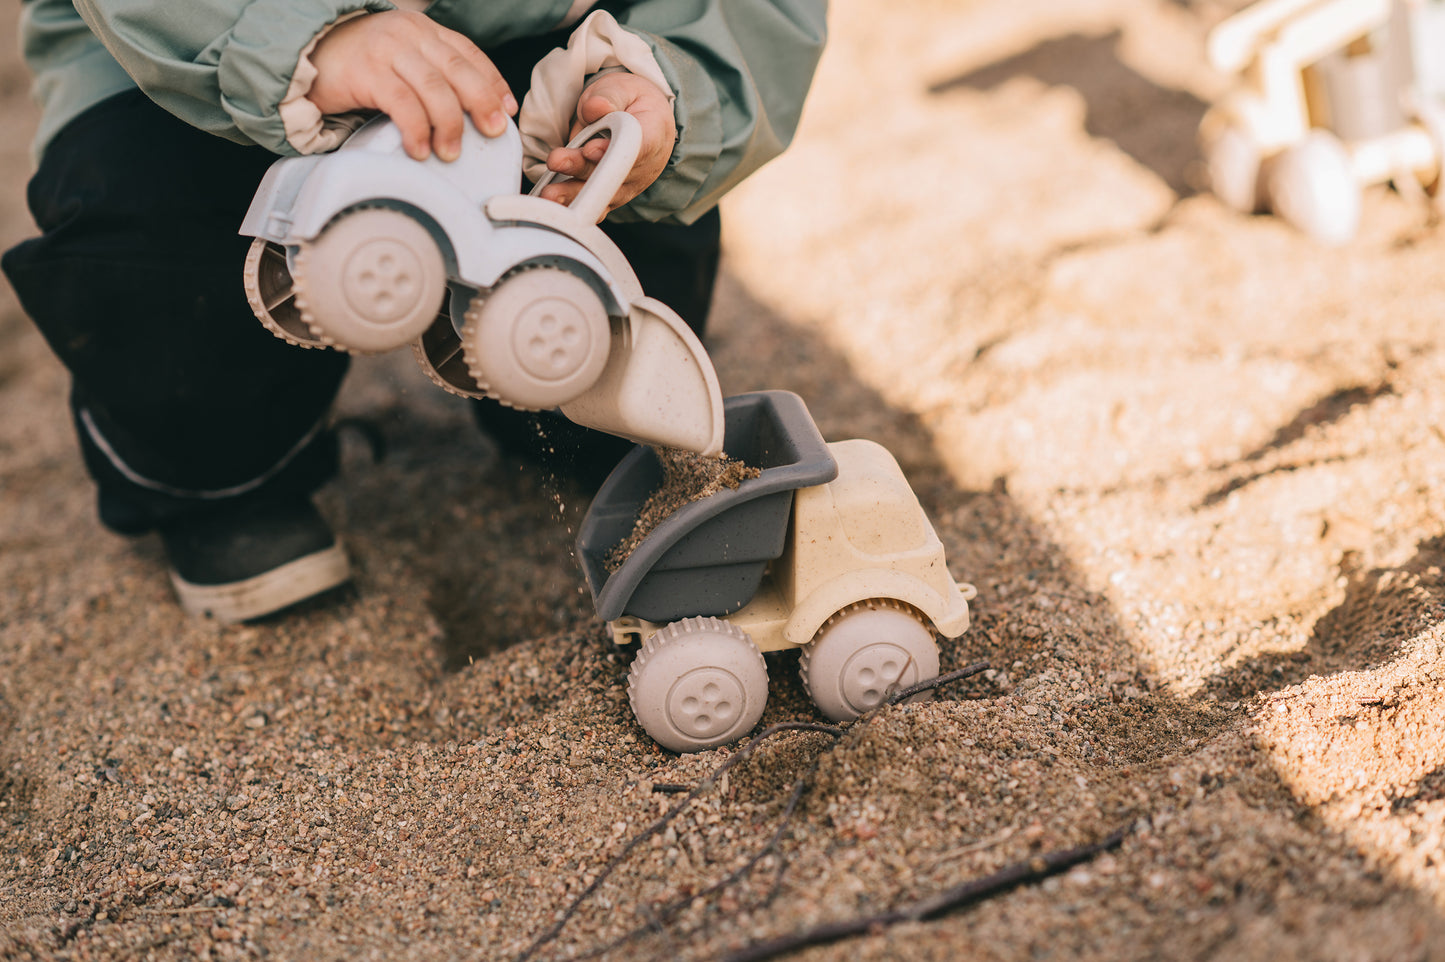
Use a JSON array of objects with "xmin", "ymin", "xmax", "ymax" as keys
[{"xmin": 5, "ymin": 1, "xmax": 1445, "ymax": 960}]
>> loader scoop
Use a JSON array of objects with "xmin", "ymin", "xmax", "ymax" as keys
[{"xmin": 560, "ymin": 296, "xmax": 725, "ymax": 457}]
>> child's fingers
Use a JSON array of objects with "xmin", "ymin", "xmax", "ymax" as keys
[
  {"xmin": 539, "ymin": 180, "xmax": 585, "ymax": 209},
  {"xmin": 540, "ymin": 148, "xmax": 600, "ymax": 217},
  {"xmin": 421, "ymin": 35, "xmax": 510, "ymax": 139},
  {"xmin": 373, "ymin": 80, "xmax": 435, "ymax": 161},
  {"xmin": 549, "ymin": 129, "xmax": 612, "ymax": 175},
  {"xmin": 436, "ymin": 65, "xmax": 509, "ymax": 140},
  {"xmin": 546, "ymin": 145, "xmax": 600, "ymax": 181},
  {"xmin": 436, "ymin": 32, "xmax": 516, "ymax": 121},
  {"xmin": 309, "ymin": 11, "xmax": 516, "ymax": 159},
  {"xmin": 392, "ymin": 52, "xmax": 469, "ymax": 159},
  {"xmin": 576, "ymin": 92, "xmax": 634, "ymax": 127}
]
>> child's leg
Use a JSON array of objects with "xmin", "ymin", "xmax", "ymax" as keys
[
  {"xmin": 2, "ymin": 90, "xmax": 351, "ymax": 536},
  {"xmin": 3, "ymin": 91, "xmax": 353, "ymax": 622}
]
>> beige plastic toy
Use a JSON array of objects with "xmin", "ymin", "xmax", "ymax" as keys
[
  {"xmin": 575, "ymin": 392, "xmax": 977, "ymax": 753},
  {"xmin": 1200, "ymin": 0, "xmax": 1445, "ymax": 243},
  {"xmin": 239, "ymin": 111, "xmax": 725, "ymax": 456}
]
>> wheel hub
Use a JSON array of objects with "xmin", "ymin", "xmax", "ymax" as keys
[
  {"xmin": 461, "ymin": 265, "xmax": 611, "ymax": 410},
  {"xmin": 512, "ymin": 295, "xmax": 597, "ymax": 381},
  {"xmin": 839, "ymin": 642, "xmax": 916, "ymax": 714},
  {"xmin": 342, "ymin": 238, "xmax": 427, "ymax": 326},
  {"xmin": 665, "ymin": 667, "xmax": 746, "ymax": 742}
]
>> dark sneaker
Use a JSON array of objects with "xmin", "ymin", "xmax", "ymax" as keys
[{"xmin": 160, "ymin": 497, "xmax": 350, "ymax": 623}]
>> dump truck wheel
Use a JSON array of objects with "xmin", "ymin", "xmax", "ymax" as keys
[
  {"xmin": 461, "ymin": 265, "xmax": 611, "ymax": 410},
  {"xmin": 800, "ymin": 600, "xmax": 939, "ymax": 722},
  {"xmin": 293, "ymin": 208, "xmax": 448, "ymax": 353},
  {"xmin": 1266, "ymin": 130, "xmax": 1360, "ymax": 245},
  {"xmin": 627, "ymin": 617, "xmax": 768, "ymax": 753}
]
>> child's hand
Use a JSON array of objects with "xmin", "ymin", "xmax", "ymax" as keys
[
  {"xmin": 539, "ymin": 72, "xmax": 677, "ymax": 218},
  {"xmin": 308, "ymin": 11, "xmax": 516, "ymax": 162}
]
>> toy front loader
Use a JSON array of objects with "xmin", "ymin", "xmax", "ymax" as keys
[{"xmin": 240, "ymin": 111, "xmax": 725, "ymax": 455}]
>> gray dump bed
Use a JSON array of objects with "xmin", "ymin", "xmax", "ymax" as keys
[{"xmin": 575, "ymin": 391, "xmax": 839, "ymax": 623}]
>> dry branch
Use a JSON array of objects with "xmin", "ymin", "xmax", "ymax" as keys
[
  {"xmin": 518, "ymin": 661, "xmax": 998, "ymax": 962},
  {"xmin": 516, "ymin": 721, "xmax": 845, "ymax": 962},
  {"xmin": 888, "ymin": 661, "xmax": 991, "ymax": 705},
  {"xmin": 721, "ymin": 825, "xmax": 1132, "ymax": 962},
  {"xmin": 571, "ymin": 774, "xmax": 811, "ymax": 962}
]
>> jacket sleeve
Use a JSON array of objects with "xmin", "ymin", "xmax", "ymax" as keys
[
  {"xmin": 605, "ymin": 0, "xmax": 828, "ymax": 225},
  {"xmin": 70, "ymin": 0, "xmax": 396, "ymax": 154}
]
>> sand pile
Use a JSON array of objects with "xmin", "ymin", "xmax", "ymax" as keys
[{"xmin": 4, "ymin": 1, "xmax": 1445, "ymax": 959}]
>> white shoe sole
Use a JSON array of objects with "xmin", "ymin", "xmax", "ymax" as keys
[{"xmin": 170, "ymin": 543, "xmax": 351, "ymax": 623}]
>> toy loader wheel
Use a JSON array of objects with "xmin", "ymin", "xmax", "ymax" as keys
[
  {"xmin": 292, "ymin": 208, "xmax": 448, "ymax": 353},
  {"xmin": 799, "ymin": 600, "xmax": 940, "ymax": 722},
  {"xmin": 461, "ymin": 266, "xmax": 611, "ymax": 410},
  {"xmin": 1265, "ymin": 130, "xmax": 1361, "ymax": 245},
  {"xmin": 244, "ymin": 238, "xmax": 329, "ymax": 349},
  {"xmin": 627, "ymin": 617, "xmax": 768, "ymax": 753},
  {"xmin": 1202, "ymin": 121, "xmax": 1265, "ymax": 214}
]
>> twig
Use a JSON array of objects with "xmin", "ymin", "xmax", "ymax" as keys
[
  {"xmin": 522, "ymin": 662, "xmax": 992, "ymax": 961},
  {"xmin": 516, "ymin": 721, "xmax": 843, "ymax": 962},
  {"xmin": 888, "ymin": 661, "xmax": 991, "ymax": 705},
  {"xmin": 571, "ymin": 774, "xmax": 811, "ymax": 962},
  {"xmin": 720, "ymin": 825, "xmax": 1131, "ymax": 962}
]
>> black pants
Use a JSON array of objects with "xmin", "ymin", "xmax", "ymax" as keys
[{"xmin": 4, "ymin": 78, "xmax": 719, "ymax": 532}]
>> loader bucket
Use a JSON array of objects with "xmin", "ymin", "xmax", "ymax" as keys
[{"xmin": 560, "ymin": 296, "xmax": 725, "ymax": 456}]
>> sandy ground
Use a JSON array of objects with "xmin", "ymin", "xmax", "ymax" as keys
[{"xmin": 5, "ymin": 1, "xmax": 1445, "ymax": 959}]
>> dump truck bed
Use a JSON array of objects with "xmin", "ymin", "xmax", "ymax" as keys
[{"xmin": 575, "ymin": 391, "xmax": 838, "ymax": 624}]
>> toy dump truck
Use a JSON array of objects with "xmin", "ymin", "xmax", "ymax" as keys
[
  {"xmin": 575, "ymin": 391, "xmax": 977, "ymax": 753},
  {"xmin": 239, "ymin": 110, "xmax": 724, "ymax": 456},
  {"xmin": 1200, "ymin": 0, "xmax": 1445, "ymax": 243}
]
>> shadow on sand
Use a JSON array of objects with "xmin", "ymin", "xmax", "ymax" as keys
[{"xmin": 930, "ymin": 30, "xmax": 1209, "ymax": 198}]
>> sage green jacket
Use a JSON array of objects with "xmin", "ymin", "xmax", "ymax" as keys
[{"xmin": 16, "ymin": 0, "xmax": 827, "ymax": 223}]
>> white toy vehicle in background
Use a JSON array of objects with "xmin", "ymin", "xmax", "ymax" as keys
[
  {"xmin": 240, "ymin": 111, "xmax": 724, "ymax": 456},
  {"xmin": 1200, "ymin": 0, "xmax": 1445, "ymax": 243}
]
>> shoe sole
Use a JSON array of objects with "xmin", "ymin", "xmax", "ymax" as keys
[{"xmin": 169, "ymin": 543, "xmax": 351, "ymax": 623}]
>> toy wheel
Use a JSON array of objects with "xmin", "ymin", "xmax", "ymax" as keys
[
  {"xmin": 627, "ymin": 617, "xmax": 768, "ymax": 753},
  {"xmin": 243, "ymin": 238, "xmax": 328, "ymax": 348},
  {"xmin": 411, "ymin": 310, "xmax": 488, "ymax": 399},
  {"xmin": 1203, "ymin": 121, "xmax": 1264, "ymax": 214},
  {"xmin": 292, "ymin": 208, "xmax": 448, "ymax": 353},
  {"xmin": 799, "ymin": 600, "xmax": 939, "ymax": 722},
  {"xmin": 460, "ymin": 266, "xmax": 611, "ymax": 410},
  {"xmin": 1265, "ymin": 130, "xmax": 1360, "ymax": 245}
]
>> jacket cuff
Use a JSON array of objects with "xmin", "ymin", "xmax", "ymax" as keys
[
  {"xmin": 278, "ymin": 11, "xmax": 372, "ymax": 154},
  {"xmin": 218, "ymin": 0, "xmax": 395, "ymax": 155},
  {"xmin": 609, "ymin": 28, "xmax": 721, "ymax": 224},
  {"xmin": 517, "ymin": 10, "xmax": 675, "ymax": 183}
]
